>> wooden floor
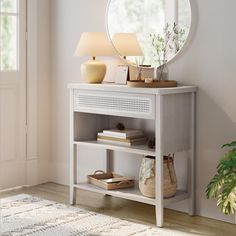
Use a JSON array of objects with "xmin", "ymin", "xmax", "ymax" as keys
[{"xmin": 1, "ymin": 182, "xmax": 236, "ymax": 236}]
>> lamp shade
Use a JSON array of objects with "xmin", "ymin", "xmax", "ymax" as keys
[
  {"xmin": 112, "ymin": 33, "xmax": 144, "ymax": 57},
  {"xmin": 74, "ymin": 32, "xmax": 114, "ymax": 57}
]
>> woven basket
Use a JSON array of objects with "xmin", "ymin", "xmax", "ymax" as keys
[{"xmin": 139, "ymin": 155, "xmax": 177, "ymax": 198}]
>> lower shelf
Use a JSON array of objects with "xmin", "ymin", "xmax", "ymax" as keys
[{"xmin": 74, "ymin": 183, "xmax": 189, "ymax": 207}]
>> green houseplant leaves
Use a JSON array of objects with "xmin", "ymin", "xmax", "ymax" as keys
[{"xmin": 206, "ymin": 141, "xmax": 236, "ymax": 215}]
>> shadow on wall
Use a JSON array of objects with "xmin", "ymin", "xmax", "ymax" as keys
[
  {"xmin": 168, "ymin": 0, "xmax": 199, "ymax": 69},
  {"xmin": 196, "ymin": 87, "xmax": 236, "ymax": 223}
]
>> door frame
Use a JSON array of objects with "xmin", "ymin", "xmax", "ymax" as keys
[{"xmin": 0, "ymin": 0, "xmax": 27, "ymax": 190}]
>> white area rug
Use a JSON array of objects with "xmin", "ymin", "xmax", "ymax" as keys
[{"xmin": 0, "ymin": 194, "xmax": 193, "ymax": 236}]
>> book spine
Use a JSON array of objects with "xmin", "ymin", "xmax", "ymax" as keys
[
  {"xmin": 97, "ymin": 139, "xmax": 131, "ymax": 146},
  {"xmin": 97, "ymin": 135, "xmax": 130, "ymax": 143},
  {"xmin": 97, "ymin": 132, "xmax": 126, "ymax": 139},
  {"xmin": 103, "ymin": 131, "xmax": 143, "ymax": 138},
  {"xmin": 97, "ymin": 138, "xmax": 147, "ymax": 146},
  {"xmin": 102, "ymin": 131, "xmax": 127, "ymax": 138},
  {"xmin": 97, "ymin": 133, "xmax": 145, "ymax": 141}
]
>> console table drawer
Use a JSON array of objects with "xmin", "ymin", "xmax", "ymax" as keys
[{"xmin": 73, "ymin": 89, "xmax": 155, "ymax": 119}]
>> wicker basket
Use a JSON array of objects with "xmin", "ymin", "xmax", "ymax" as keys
[{"xmin": 139, "ymin": 155, "xmax": 177, "ymax": 198}]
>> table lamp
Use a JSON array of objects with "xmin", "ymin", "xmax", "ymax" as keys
[
  {"xmin": 112, "ymin": 33, "xmax": 144, "ymax": 59},
  {"xmin": 74, "ymin": 32, "xmax": 114, "ymax": 83},
  {"xmin": 112, "ymin": 33, "xmax": 144, "ymax": 80}
]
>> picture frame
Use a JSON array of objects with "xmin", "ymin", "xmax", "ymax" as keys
[
  {"xmin": 141, "ymin": 66, "xmax": 155, "ymax": 79},
  {"xmin": 129, "ymin": 65, "xmax": 155, "ymax": 81},
  {"xmin": 115, "ymin": 65, "xmax": 129, "ymax": 85}
]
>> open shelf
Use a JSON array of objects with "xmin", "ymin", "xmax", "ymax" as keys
[
  {"xmin": 74, "ymin": 140, "xmax": 155, "ymax": 156},
  {"xmin": 74, "ymin": 182, "xmax": 189, "ymax": 207}
]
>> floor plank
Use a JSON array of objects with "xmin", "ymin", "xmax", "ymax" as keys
[{"xmin": 1, "ymin": 182, "xmax": 236, "ymax": 235}]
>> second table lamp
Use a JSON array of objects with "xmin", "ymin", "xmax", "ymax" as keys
[{"xmin": 112, "ymin": 33, "xmax": 144, "ymax": 60}]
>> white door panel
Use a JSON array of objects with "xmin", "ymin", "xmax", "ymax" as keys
[{"xmin": 0, "ymin": 0, "xmax": 26, "ymax": 189}]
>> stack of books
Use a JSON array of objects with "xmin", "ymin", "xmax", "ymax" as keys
[{"xmin": 97, "ymin": 129, "xmax": 147, "ymax": 146}]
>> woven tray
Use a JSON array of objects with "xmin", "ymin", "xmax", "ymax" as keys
[
  {"xmin": 127, "ymin": 80, "xmax": 177, "ymax": 88},
  {"xmin": 87, "ymin": 170, "xmax": 135, "ymax": 190}
]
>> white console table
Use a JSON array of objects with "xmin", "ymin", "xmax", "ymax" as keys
[{"xmin": 68, "ymin": 83, "xmax": 197, "ymax": 227}]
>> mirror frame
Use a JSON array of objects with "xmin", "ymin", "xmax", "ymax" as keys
[{"xmin": 105, "ymin": 0, "xmax": 193, "ymax": 67}]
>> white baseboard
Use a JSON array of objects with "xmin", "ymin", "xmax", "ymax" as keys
[{"xmin": 0, "ymin": 185, "xmax": 30, "ymax": 193}]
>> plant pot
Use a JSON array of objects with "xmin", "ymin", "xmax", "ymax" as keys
[{"xmin": 139, "ymin": 155, "xmax": 177, "ymax": 198}]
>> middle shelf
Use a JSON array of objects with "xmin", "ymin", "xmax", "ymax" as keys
[
  {"xmin": 74, "ymin": 140, "xmax": 155, "ymax": 156},
  {"xmin": 74, "ymin": 182, "xmax": 189, "ymax": 207}
]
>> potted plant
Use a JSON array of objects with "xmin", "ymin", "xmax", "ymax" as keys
[{"xmin": 206, "ymin": 141, "xmax": 236, "ymax": 215}]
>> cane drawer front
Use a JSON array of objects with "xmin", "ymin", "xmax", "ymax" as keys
[{"xmin": 73, "ymin": 89, "xmax": 155, "ymax": 120}]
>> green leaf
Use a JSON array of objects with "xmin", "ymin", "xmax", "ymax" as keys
[
  {"xmin": 206, "ymin": 173, "xmax": 226, "ymax": 199},
  {"xmin": 222, "ymin": 141, "xmax": 236, "ymax": 148},
  {"xmin": 216, "ymin": 176, "xmax": 236, "ymax": 215}
]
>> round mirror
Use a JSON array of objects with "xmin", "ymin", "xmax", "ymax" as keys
[{"xmin": 107, "ymin": 0, "xmax": 192, "ymax": 67}]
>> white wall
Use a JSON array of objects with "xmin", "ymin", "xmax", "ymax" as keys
[{"xmin": 50, "ymin": 0, "xmax": 236, "ymax": 223}]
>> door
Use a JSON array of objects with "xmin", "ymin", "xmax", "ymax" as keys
[{"xmin": 0, "ymin": 0, "xmax": 26, "ymax": 189}]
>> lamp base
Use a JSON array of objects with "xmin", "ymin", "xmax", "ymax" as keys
[{"xmin": 81, "ymin": 60, "xmax": 106, "ymax": 83}]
